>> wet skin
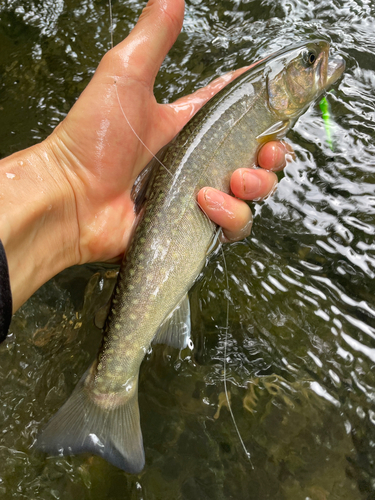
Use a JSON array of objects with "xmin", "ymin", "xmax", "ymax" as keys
[
  {"xmin": 47, "ymin": 0, "xmax": 290, "ymax": 258},
  {"xmin": 0, "ymin": 0, "xmax": 290, "ymax": 312}
]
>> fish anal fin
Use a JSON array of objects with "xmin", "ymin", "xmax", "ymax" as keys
[
  {"xmin": 36, "ymin": 367, "xmax": 145, "ymax": 474},
  {"xmin": 152, "ymin": 293, "xmax": 192, "ymax": 350}
]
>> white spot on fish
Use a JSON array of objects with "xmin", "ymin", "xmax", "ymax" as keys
[
  {"xmin": 89, "ymin": 434, "xmax": 104, "ymax": 448},
  {"xmin": 122, "ymin": 378, "xmax": 134, "ymax": 393}
]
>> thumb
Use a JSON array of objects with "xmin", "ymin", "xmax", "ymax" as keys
[{"xmin": 105, "ymin": 0, "xmax": 185, "ymax": 87}]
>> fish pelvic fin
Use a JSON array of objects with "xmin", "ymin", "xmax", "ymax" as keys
[
  {"xmin": 152, "ymin": 293, "xmax": 192, "ymax": 350},
  {"xmin": 36, "ymin": 367, "xmax": 145, "ymax": 474}
]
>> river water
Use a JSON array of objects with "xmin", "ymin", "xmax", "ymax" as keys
[{"xmin": 0, "ymin": 0, "xmax": 374, "ymax": 498}]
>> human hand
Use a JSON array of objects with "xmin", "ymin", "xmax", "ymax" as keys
[
  {"xmin": 0, "ymin": 0, "xmax": 291, "ymax": 313},
  {"xmin": 197, "ymin": 140, "xmax": 289, "ymax": 242},
  {"xmin": 45, "ymin": 0, "xmax": 290, "ymax": 265}
]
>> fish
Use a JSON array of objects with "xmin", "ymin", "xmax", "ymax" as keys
[{"xmin": 37, "ymin": 40, "xmax": 345, "ymax": 473}]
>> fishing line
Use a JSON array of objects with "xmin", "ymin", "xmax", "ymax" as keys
[
  {"xmin": 109, "ymin": 0, "xmax": 251, "ymax": 465},
  {"xmin": 220, "ymin": 245, "xmax": 253, "ymax": 466},
  {"xmin": 109, "ymin": 0, "xmax": 114, "ymax": 49},
  {"xmin": 108, "ymin": 0, "xmax": 174, "ymax": 178}
]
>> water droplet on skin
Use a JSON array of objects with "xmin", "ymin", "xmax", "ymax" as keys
[{"xmin": 6, "ymin": 173, "xmax": 16, "ymax": 179}]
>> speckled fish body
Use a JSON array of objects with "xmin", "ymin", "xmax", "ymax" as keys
[{"xmin": 37, "ymin": 40, "xmax": 345, "ymax": 472}]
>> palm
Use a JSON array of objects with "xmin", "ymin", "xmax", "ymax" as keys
[
  {"xmin": 52, "ymin": 40, "xmax": 250, "ymax": 264},
  {"xmin": 47, "ymin": 0, "xmax": 285, "ymax": 265},
  {"xmin": 52, "ymin": 52, "xmax": 183, "ymax": 264}
]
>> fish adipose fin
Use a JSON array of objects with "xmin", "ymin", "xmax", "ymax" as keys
[
  {"xmin": 36, "ymin": 367, "xmax": 145, "ymax": 473},
  {"xmin": 152, "ymin": 293, "xmax": 192, "ymax": 349}
]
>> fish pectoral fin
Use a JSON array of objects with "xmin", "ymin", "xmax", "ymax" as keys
[
  {"xmin": 206, "ymin": 227, "xmax": 222, "ymax": 256},
  {"xmin": 256, "ymin": 120, "xmax": 290, "ymax": 142},
  {"xmin": 36, "ymin": 366, "xmax": 145, "ymax": 474},
  {"xmin": 152, "ymin": 293, "xmax": 192, "ymax": 350}
]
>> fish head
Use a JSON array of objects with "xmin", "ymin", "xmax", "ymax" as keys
[{"xmin": 267, "ymin": 40, "xmax": 345, "ymax": 121}]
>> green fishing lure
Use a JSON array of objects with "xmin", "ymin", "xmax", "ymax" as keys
[{"xmin": 319, "ymin": 95, "xmax": 333, "ymax": 150}]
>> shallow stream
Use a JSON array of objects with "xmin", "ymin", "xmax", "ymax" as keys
[{"xmin": 1, "ymin": 0, "xmax": 375, "ymax": 498}]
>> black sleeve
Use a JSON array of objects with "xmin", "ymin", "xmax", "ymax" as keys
[{"xmin": 0, "ymin": 240, "xmax": 12, "ymax": 343}]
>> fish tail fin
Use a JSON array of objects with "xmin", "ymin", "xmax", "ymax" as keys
[{"xmin": 36, "ymin": 368, "xmax": 145, "ymax": 473}]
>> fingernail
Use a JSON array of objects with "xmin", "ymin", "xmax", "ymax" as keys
[
  {"xmin": 242, "ymin": 171, "xmax": 261, "ymax": 197},
  {"xmin": 204, "ymin": 188, "xmax": 225, "ymax": 209}
]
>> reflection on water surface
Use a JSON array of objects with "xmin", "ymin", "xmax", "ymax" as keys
[{"xmin": 1, "ymin": 0, "xmax": 375, "ymax": 498}]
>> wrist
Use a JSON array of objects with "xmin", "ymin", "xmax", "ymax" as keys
[{"xmin": 0, "ymin": 140, "xmax": 79, "ymax": 311}]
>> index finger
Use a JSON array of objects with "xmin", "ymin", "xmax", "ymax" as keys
[{"xmin": 168, "ymin": 66, "xmax": 254, "ymax": 126}]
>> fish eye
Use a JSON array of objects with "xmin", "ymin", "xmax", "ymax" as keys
[
  {"xmin": 301, "ymin": 49, "xmax": 317, "ymax": 67},
  {"xmin": 308, "ymin": 52, "xmax": 316, "ymax": 64}
]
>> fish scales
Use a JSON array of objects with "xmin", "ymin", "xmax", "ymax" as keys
[
  {"xmin": 37, "ymin": 40, "xmax": 345, "ymax": 473},
  {"xmin": 94, "ymin": 87, "xmax": 272, "ymax": 392},
  {"xmin": 94, "ymin": 87, "xmax": 273, "ymax": 392}
]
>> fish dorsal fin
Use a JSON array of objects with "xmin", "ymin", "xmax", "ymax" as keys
[
  {"xmin": 256, "ymin": 120, "xmax": 290, "ymax": 143},
  {"xmin": 131, "ymin": 144, "xmax": 170, "ymax": 214},
  {"xmin": 152, "ymin": 293, "xmax": 192, "ymax": 350}
]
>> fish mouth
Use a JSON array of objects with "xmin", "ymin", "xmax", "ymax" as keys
[
  {"xmin": 318, "ymin": 41, "xmax": 345, "ymax": 89},
  {"xmin": 325, "ymin": 55, "xmax": 346, "ymax": 87}
]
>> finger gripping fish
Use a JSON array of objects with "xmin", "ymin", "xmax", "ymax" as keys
[{"xmin": 37, "ymin": 41, "xmax": 345, "ymax": 473}]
